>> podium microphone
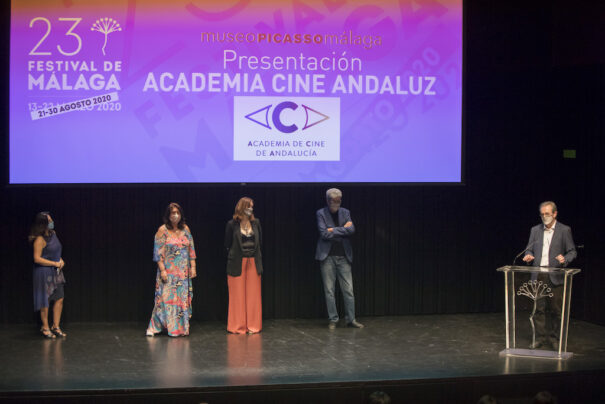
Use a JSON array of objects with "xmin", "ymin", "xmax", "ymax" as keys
[{"xmin": 512, "ymin": 248, "xmax": 528, "ymax": 266}]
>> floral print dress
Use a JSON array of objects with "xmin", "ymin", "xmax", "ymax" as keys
[{"xmin": 147, "ymin": 225, "xmax": 196, "ymax": 336}]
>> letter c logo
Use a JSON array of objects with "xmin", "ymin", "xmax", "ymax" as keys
[{"xmin": 272, "ymin": 101, "xmax": 298, "ymax": 133}]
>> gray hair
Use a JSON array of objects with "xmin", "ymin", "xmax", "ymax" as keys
[
  {"xmin": 326, "ymin": 188, "xmax": 342, "ymax": 201},
  {"xmin": 539, "ymin": 201, "xmax": 557, "ymax": 213}
]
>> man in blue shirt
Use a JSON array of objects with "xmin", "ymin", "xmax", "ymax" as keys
[{"xmin": 316, "ymin": 188, "xmax": 364, "ymax": 329}]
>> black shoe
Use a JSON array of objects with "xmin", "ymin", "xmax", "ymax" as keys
[
  {"xmin": 529, "ymin": 340, "xmax": 545, "ymax": 349},
  {"xmin": 51, "ymin": 327, "xmax": 67, "ymax": 337},
  {"xmin": 548, "ymin": 337, "xmax": 560, "ymax": 351},
  {"xmin": 347, "ymin": 320, "xmax": 364, "ymax": 328},
  {"xmin": 40, "ymin": 328, "xmax": 56, "ymax": 339},
  {"xmin": 328, "ymin": 321, "xmax": 337, "ymax": 330}
]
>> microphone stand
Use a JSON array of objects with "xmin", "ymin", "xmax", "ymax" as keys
[{"xmin": 512, "ymin": 249, "xmax": 528, "ymax": 266}]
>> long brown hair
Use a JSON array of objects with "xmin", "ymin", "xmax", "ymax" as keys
[
  {"xmin": 163, "ymin": 202, "xmax": 186, "ymax": 230},
  {"xmin": 28, "ymin": 211, "xmax": 53, "ymax": 242},
  {"xmin": 232, "ymin": 197, "xmax": 255, "ymax": 222}
]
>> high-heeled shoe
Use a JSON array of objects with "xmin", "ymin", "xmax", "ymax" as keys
[
  {"xmin": 41, "ymin": 328, "xmax": 56, "ymax": 339},
  {"xmin": 51, "ymin": 326, "xmax": 67, "ymax": 337}
]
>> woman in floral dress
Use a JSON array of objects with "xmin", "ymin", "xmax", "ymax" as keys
[{"xmin": 146, "ymin": 203, "xmax": 197, "ymax": 337}]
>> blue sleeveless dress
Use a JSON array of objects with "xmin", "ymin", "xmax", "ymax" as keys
[{"xmin": 33, "ymin": 233, "xmax": 65, "ymax": 311}]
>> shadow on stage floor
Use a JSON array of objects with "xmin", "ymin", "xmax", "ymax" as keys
[{"xmin": 1, "ymin": 314, "xmax": 604, "ymax": 403}]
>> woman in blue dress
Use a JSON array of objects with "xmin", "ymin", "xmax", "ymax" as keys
[{"xmin": 29, "ymin": 212, "xmax": 66, "ymax": 338}]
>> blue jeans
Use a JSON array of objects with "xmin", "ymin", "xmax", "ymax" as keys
[{"xmin": 320, "ymin": 256, "xmax": 356, "ymax": 323}]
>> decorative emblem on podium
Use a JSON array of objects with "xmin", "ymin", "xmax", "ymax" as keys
[{"xmin": 517, "ymin": 280, "xmax": 553, "ymax": 348}]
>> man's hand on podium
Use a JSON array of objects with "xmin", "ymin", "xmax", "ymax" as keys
[
  {"xmin": 555, "ymin": 254, "xmax": 565, "ymax": 264},
  {"xmin": 522, "ymin": 254, "xmax": 534, "ymax": 263}
]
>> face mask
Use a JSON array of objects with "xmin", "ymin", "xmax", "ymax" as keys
[
  {"xmin": 244, "ymin": 208, "xmax": 253, "ymax": 217},
  {"xmin": 48, "ymin": 222, "xmax": 55, "ymax": 230},
  {"xmin": 542, "ymin": 215, "xmax": 553, "ymax": 225},
  {"xmin": 170, "ymin": 214, "xmax": 180, "ymax": 223}
]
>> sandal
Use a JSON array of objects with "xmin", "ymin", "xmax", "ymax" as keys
[
  {"xmin": 51, "ymin": 326, "xmax": 67, "ymax": 337},
  {"xmin": 41, "ymin": 328, "xmax": 56, "ymax": 339}
]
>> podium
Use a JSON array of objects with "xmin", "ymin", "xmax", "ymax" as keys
[{"xmin": 497, "ymin": 265, "xmax": 581, "ymax": 360}]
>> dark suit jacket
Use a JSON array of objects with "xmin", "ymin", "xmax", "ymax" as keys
[
  {"xmin": 225, "ymin": 219, "xmax": 263, "ymax": 276},
  {"xmin": 525, "ymin": 221, "xmax": 576, "ymax": 285},
  {"xmin": 315, "ymin": 207, "xmax": 355, "ymax": 263}
]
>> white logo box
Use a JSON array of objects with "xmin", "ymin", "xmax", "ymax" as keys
[{"xmin": 233, "ymin": 96, "xmax": 340, "ymax": 161}]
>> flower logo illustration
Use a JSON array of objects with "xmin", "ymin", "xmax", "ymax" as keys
[
  {"xmin": 91, "ymin": 18, "xmax": 122, "ymax": 56},
  {"xmin": 517, "ymin": 280, "xmax": 554, "ymax": 349}
]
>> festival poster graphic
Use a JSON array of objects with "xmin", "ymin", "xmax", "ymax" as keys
[{"xmin": 10, "ymin": 0, "xmax": 462, "ymax": 183}]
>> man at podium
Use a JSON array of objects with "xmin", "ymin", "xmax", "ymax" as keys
[{"xmin": 522, "ymin": 201, "xmax": 577, "ymax": 349}]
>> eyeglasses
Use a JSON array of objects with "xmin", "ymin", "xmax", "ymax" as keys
[{"xmin": 539, "ymin": 213, "xmax": 553, "ymax": 217}]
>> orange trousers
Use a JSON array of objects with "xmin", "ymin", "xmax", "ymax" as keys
[{"xmin": 227, "ymin": 257, "xmax": 262, "ymax": 334}]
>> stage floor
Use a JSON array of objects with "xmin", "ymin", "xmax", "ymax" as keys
[{"xmin": 1, "ymin": 314, "xmax": 605, "ymax": 401}]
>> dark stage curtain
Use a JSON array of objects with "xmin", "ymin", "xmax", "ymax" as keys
[{"xmin": 1, "ymin": 1, "xmax": 603, "ymax": 325}]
